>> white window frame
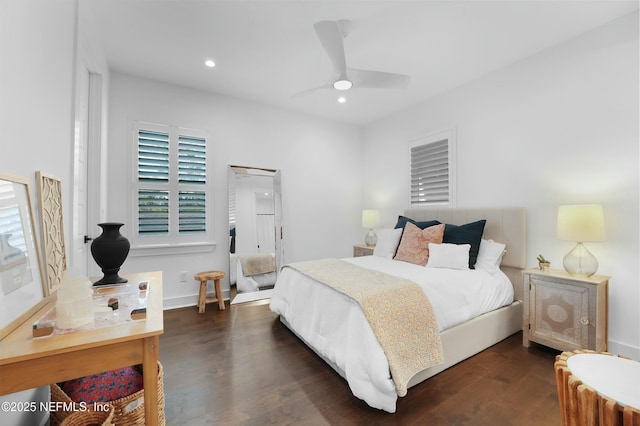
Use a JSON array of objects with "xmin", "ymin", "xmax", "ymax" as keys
[
  {"xmin": 408, "ymin": 128, "xmax": 457, "ymax": 207},
  {"xmin": 130, "ymin": 121, "xmax": 214, "ymax": 254}
]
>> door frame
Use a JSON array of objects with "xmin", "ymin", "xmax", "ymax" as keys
[{"xmin": 70, "ymin": 34, "xmax": 104, "ymax": 277}]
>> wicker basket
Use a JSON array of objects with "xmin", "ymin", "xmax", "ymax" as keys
[
  {"xmin": 60, "ymin": 404, "xmax": 114, "ymax": 426},
  {"xmin": 50, "ymin": 362, "xmax": 165, "ymax": 426}
]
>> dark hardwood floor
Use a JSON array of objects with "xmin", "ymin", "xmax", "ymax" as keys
[{"xmin": 159, "ymin": 301, "xmax": 562, "ymax": 425}]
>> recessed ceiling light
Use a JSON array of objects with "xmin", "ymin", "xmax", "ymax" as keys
[
  {"xmin": 204, "ymin": 59, "xmax": 216, "ymax": 68},
  {"xmin": 338, "ymin": 97, "xmax": 346, "ymax": 103}
]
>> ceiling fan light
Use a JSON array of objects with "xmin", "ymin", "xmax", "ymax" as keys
[{"xmin": 333, "ymin": 79, "xmax": 352, "ymax": 90}]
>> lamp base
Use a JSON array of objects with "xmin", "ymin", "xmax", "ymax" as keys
[
  {"xmin": 563, "ymin": 242, "xmax": 598, "ymax": 277},
  {"xmin": 364, "ymin": 229, "xmax": 377, "ymax": 246}
]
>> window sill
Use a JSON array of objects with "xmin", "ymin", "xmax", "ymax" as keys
[{"xmin": 129, "ymin": 242, "xmax": 216, "ymax": 257}]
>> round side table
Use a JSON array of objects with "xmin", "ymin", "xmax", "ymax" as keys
[{"xmin": 555, "ymin": 350, "xmax": 640, "ymax": 426}]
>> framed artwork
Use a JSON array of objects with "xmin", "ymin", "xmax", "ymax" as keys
[
  {"xmin": 0, "ymin": 173, "xmax": 46, "ymax": 340},
  {"xmin": 37, "ymin": 171, "xmax": 66, "ymax": 295}
]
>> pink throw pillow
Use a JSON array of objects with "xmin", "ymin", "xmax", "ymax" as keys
[{"xmin": 394, "ymin": 222, "xmax": 445, "ymax": 266}]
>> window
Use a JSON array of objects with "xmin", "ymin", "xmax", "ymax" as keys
[
  {"xmin": 409, "ymin": 129, "xmax": 456, "ymax": 206},
  {"xmin": 133, "ymin": 122, "xmax": 211, "ymax": 248}
]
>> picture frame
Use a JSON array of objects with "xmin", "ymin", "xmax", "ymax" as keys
[
  {"xmin": 0, "ymin": 173, "xmax": 47, "ymax": 340},
  {"xmin": 37, "ymin": 171, "xmax": 66, "ymax": 295}
]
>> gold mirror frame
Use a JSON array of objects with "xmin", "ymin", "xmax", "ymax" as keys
[{"xmin": 0, "ymin": 173, "xmax": 46, "ymax": 340}]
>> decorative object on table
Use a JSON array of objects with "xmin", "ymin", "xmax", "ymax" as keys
[
  {"xmin": 91, "ymin": 223, "xmax": 130, "ymax": 285},
  {"xmin": 55, "ymin": 273, "xmax": 94, "ymax": 330},
  {"xmin": 32, "ymin": 281, "xmax": 150, "ymax": 338},
  {"xmin": 0, "ymin": 173, "xmax": 46, "ymax": 340},
  {"xmin": 536, "ymin": 254, "xmax": 550, "ymax": 271},
  {"xmin": 556, "ymin": 204, "xmax": 606, "ymax": 276},
  {"xmin": 361, "ymin": 209, "xmax": 380, "ymax": 246},
  {"xmin": 36, "ymin": 171, "xmax": 67, "ymax": 295}
]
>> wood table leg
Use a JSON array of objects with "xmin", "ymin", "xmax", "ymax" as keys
[{"xmin": 143, "ymin": 336, "xmax": 160, "ymax": 426}]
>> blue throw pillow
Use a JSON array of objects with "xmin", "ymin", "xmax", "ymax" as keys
[
  {"xmin": 394, "ymin": 216, "xmax": 441, "ymax": 231},
  {"xmin": 442, "ymin": 220, "xmax": 486, "ymax": 269}
]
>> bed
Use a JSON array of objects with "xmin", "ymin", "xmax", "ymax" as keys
[{"xmin": 269, "ymin": 208, "xmax": 526, "ymax": 413}]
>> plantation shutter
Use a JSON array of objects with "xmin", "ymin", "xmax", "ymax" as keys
[
  {"xmin": 134, "ymin": 123, "xmax": 211, "ymax": 244},
  {"xmin": 178, "ymin": 135, "xmax": 207, "ymax": 234},
  {"xmin": 138, "ymin": 130, "xmax": 170, "ymax": 235},
  {"xmin": 137, "ymin": 190, "xmax": 169, "ymax": 235},
  {"xmin": 138, "ymin": 130, "xmax": 170, "ymax": 182},
  {"xmin": 410, "ymin": 138, "xmax": 449, "ymax": 205},
  {"xmin": 178, "ymin": 135, "xmax": 206, "ymax": 185},
  {"xmin": 178, "ymin": 191, "xmax": 206, "ymax": 234}
]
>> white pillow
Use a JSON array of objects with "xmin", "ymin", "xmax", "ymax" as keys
[
  {"xmin": 475, "ymin": 239, "xmax": 506, "ymax": 272},
  {"xmin": 426, "ymin": 243, "xmax": 470, "ymax": 270},
  {"xmin": 373, "ymin": 228, "xmax": 403, "ymax": 259}
]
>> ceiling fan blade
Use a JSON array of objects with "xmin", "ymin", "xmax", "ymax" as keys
[
  {"xmin": 348, "ymin": 68, "xmax": 411, "ymax": 89},
  {"xmin": 313, "ymin": 20, "xmax": 348, "ymax": 76},
  {"xmin": 291, "ymin": 82, "xmax": 333, "ymax": 98}
]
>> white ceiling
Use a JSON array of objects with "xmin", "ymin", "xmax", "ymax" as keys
[{"xmin": 82, "ymin": 0, "xmax": 638, "ymax": 125}]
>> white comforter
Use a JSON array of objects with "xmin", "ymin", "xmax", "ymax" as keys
[{"xmin": 269, "ymin": 256, "xmax": 514, "ymax": 412}]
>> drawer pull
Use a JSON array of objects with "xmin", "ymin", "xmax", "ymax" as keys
[{"xmin": 580, "ymin": 317, "xmax": 590, "ymax": 325}]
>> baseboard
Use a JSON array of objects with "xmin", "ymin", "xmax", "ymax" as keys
[
  {"xmin": 607, "ymin": 340, "xmax": 640, "ymax": 359},
  {"xmin": 162, "ymin": 290, "xmax": 231, "ymax": 310}
]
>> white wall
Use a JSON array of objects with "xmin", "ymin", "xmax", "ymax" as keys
[
  {"xmin": 0, "ymin": 0, "xmax": 77, "ymax": 217},
  {"xmin": 0, "ymin": 1, "xmax": 78, "ymax": 424},
  {"xmin": 106, "ymin": 73, "xmax": 363, "ymax": 308},
  {"xmin": 362, "ymin": 13, "xmax": 639, "ymax": 357}
]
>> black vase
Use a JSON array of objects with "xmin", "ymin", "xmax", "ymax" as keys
[{"xmin": 91, "ymin": 222, "xmax": 130, "ymax": 285}]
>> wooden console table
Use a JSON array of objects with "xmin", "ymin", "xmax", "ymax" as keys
[{"xmin": 0, "ymin": 271, "xmax": 164, "ymax": 426}]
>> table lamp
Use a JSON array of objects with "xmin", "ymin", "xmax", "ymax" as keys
[
  {"xmin": 556, "ymin": 204, "xmax": 606, "ymax": 276},
  {"xmin": 362, "ymin": 209, "xmax": 380, "ymax": 246}
]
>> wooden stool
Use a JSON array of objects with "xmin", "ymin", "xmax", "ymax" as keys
[{"xmin": 194, "ymin": 270, "xmax": 225, "ymax": 313}]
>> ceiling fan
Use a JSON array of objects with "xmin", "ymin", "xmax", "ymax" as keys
[{"xmin": 296, "ymin": 20, "xmax": 411, "ymax": 96}]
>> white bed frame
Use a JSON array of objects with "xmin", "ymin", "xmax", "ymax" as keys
[
  {"xmin": 404, "ymin": 207, "xmax": 526, "ymax": 387},
  {"xmin": 281, "ymin": 207, "xmax": 527, "ymax": 394}
]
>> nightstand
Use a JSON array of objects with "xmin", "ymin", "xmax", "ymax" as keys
[
  {"xmin": 522, "ymin": 268, "xmax": 609, "ymax": 352},
  {"xmin": 353, "ymin": 244, "xmax": 374, "ymax": 257}
]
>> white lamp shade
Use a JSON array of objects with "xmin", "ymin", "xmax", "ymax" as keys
[
  {"xmin": 557, "ymin": 205, "xmax": 606, "ymax": 242},
  {"xmin": 361, "ymin": 210, "xmax": 380, "ymax": 228}
]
